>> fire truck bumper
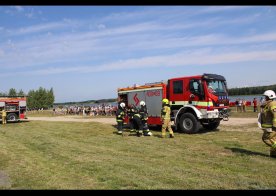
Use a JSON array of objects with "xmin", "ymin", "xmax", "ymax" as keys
[{"xmin": 200, "ymin": 109, "xmax": 220, "ymax": 119}]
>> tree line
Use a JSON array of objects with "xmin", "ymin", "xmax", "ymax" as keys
[
  {"xmin": 228, "ymin": 84, "xmax": 276, "ymax": 96},
  {"xmin": 0, "ymin": 87, "xmax": 55, "ymax": 109}
]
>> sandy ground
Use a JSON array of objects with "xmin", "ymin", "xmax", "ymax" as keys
[
  {"xmin": 26, "ymin": 116, "xmax": 257, "ymax": 126},
  {"xmin": 26, "ymin": 116, "xmax": 117, "ymax": 124}
]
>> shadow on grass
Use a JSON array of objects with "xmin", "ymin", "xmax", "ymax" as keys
[{"xmin": 225, "ymin": 147, "xmax": 269, "ymax": 157}]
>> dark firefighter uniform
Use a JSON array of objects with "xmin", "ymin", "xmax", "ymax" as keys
[
  {"xmin": 260, "ymin": 98, "xmax": 276, "ymax": 157},
  {"xmin": 133, "ymin": 112, "xmax": 144, "ymax": 137},
  {"xmin": 161, "ymin": 99, "xmax": 174, "ymax": 138},
  {"xmin": 127, "ymin": 104, "xmax": 138, "ymax": 133},
  {"xmin": 116, "ymin": 103, "xmax": 126, "ymax": 135},
  {"xmin": 139, "ymin": 104, "xmax": 152, "ymax": 136}
]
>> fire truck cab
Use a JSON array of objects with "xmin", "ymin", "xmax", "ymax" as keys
[
  {"xmin": 0, "ymin": 96, "xmax": 27, "ymax": 122},
  {"xmin": 117, "ymin": 73, "xmax": 229, "ymax": 133}
]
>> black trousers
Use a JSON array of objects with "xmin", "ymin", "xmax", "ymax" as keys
[
  {"xmin": 133, "ymin": 116, "xmax": 143, "ymax": 131},
  {"xmin": 117, "ymin": 121, "xmax": 123, "ymax": 132}
]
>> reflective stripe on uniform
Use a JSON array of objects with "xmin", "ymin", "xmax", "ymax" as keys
[{"xmin": 262, "ymin": 123, "xmax": 273, "ymax": 128}]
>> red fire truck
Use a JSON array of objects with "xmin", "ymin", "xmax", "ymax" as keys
[
  {"xmin": 0, "ymin": 96, "xmax": 27, "ymax": 122},
  {"xmin": 117, "ymin": 73, "xmax": 229, "ymax": 133}
]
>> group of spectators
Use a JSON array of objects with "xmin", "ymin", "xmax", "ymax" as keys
[
  {"xmin": 234, "ymin": 97, "xmax": 264, "ymax": 113},
  {"xmin": 53, "ymin": 104, "xmax": 117, "ymax": 116},
  {"xmin": 234, "ymin": 99, "xmax": 248, "ymax": 112}
]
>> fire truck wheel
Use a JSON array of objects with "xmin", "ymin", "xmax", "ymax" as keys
[
  {"xmin": 202, "ymin": 121, "xmax": 220, "ymax": 131},
  {"xmin": 7, "ymin": 113, "xmax": 18, "ymax": 121},
  {"xmin": 179, "ymin": 113, "xmax": 200, "ymax": 134}
]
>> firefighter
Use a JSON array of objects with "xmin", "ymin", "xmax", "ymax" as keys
[
  {"xmin": 1, "ymin": 108, "xmax": 7, "ymax": 125},
  {"xmin": 127, "ymin": 104, "xmax": 138, "ymax": 133},
  {"xmin": 0, "ymin": 108, "xmax": 2, "ymax": 124},
  {"xmin": 116, "ymin": 102, "xmax": 126, "ymax": 135},
  {"xmin": 132, "ymin": 111, "xmax": 144, "ymax": 137},
  {"xmin": 161, "ymin": 98, "xmax": 174, "ymax": 138},
  {"xmin": 259, "ymin": 90, "xmax": 276, "ymax": 158},
  {"xmin": 139, "ymin": 101, "xmax": 152, "ymax": 136}
]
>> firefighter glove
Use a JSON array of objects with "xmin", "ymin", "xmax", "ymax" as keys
[{"xmin": 272, "ymin": 142, "xmax": 276, "ymax": 149}]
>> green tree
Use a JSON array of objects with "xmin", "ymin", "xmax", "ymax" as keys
[
  {"xmin": 8, "ymin": 88, "xmax": 17, "ymax": 96},
  {"xmin": 18, "ymin": 89, "xmax": 25, "ymax": 96},
  {"xmin": 27, "ymin": 87, "xmax": 55, "ymax": 109}
]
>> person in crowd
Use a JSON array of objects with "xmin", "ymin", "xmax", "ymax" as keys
[
  {"xmin": 253, "ymin": 98, "xmax": 258, "ymax": 112},
  {"xmin": 242, "ymin": 99, "xmax": 247, "ymax": 112}
]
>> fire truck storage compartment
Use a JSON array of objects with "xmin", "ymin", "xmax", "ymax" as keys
[{"xmin": 126, "ymin": 87, "xmax": 163, "ymax": 117}]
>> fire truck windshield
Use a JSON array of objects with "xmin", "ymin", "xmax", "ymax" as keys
[{"xmin": 206, "ymin": 80, "xmax": 227, "ymax": 95}]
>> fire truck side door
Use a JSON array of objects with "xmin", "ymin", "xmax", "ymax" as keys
[
  {"xmin": 189, "ymin": 79, "xmax": 205, "ymax": 101},
  {"xmin": 169, "ymin": 79, "xmax": 184, "ymax": 101}
]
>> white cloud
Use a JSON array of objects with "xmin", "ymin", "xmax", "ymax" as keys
[
  {"xmin": 14, "ymin": 6, "xmax": 24, "ymax": 12},
  {"xmin": 1, "ymin": 29, "xmax": 276, "ymax": 70},
  {"xmin": 1, "ymin": 49, "xmax": 276, "ymax": 77},
  {"xmin": 97, "ymin": 24, "xmax": 106, "ymax": 29}
]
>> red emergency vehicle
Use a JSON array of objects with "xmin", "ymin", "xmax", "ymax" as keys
[
  {"xmin": 0, "ymin": 96, "xmax": 27, "ymax": 122},
  {"xmin": 118, "ymin": 73, "xmax": 229, "ymax": 133}
]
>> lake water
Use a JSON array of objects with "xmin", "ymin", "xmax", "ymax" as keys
[{"xmin": 229, "ymin": 94, "xmax": 263, "ymax": 102}]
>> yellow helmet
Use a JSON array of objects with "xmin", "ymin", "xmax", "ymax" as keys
[{"xmin": 162, "ymin": 98, "xmax": 169, "ymax": 104}]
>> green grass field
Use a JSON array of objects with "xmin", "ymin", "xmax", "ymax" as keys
[{"xmin": 0, "ymin": 120, "xmax": 276, "ymax": 190}]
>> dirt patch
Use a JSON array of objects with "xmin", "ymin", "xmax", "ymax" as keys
[
  {"xmin": 0, "ymin": 171, "xmax": 11, "ymax": 189},
  {"xmin": 27, "ymin": 116, "xmax": 116, "ymax": 125},
  {"xmin": 220, "ymin": 118, "xmax": 257, "ymax": 126},
  {"xmin": 26, "ymin": 116, "xmax": 257, "ymax": 126}
]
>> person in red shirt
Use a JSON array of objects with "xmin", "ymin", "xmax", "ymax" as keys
[{"xmin": 253, "ymin": 98, "xmax": 258, "ymax": 112}]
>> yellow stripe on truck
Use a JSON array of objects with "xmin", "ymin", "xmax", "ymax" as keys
[{"xmin": 171, "ymin": 101, "xmax": 213, "ymax": 107}]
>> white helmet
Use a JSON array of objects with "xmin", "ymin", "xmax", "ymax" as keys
[
  {"xmin": 140, "ymin": 101, "xmax": 145, "ymax": 106},
  {"xmin": 120, "ymin": 102, "xmax": 125, "ymax": 108},
  {"xmin": 263, "ymin": 90, "xmax": 276, "ymax": 99}
]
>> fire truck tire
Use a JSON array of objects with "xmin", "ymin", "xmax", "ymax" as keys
[
  {"xmin": 179, "ymin": 113, "xmax": 200, "ymax": 134},
  {"xmin": 7, "ymin": 113, "xmax": 18, "ymax": 121},
  {"xmin": 202, "ymin": 121, "xmax": 220, "ymax": 131}
]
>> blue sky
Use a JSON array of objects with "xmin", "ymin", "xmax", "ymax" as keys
[{"xmin": 1, "ymin": 6, "xmax": 276, "ymax": 103}]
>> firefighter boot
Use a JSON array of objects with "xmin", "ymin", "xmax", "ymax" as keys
[
  {"xmin": 169, "ymin": 132, "xmax": 174, "ymax": 138},
  {"xmin": 117, "ymin": 131, "xmax": 123, "ymax": 135},
  {"xmin": 270, "ymin": 145, "xmax": 276, "ymax": 158},
  {"xmin": 128, "ymin": 129, "xmax": 134, "ymax": 136},
  {"xmin": 143, "ymin": 130, "xmax": 152, "ymax": 136}
]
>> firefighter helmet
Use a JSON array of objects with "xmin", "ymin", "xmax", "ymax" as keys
[
  {"xmin": 140, "ymin": 101, "xmax": 145, "ymax": 106},
  {"xmin": 263, "ymin": 90, "xmax": 276, "ymax": 99},
  {"xmin": 162, "ymin": 98, "xmax": 169, "ymax": 104},
  {"xmin": 119, "ymin": 102, "xmax": 126, "ymax": 108}
]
